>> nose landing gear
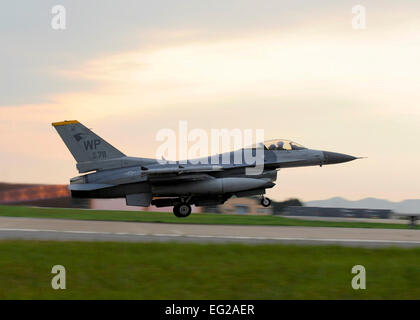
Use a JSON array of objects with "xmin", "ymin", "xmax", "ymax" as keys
[{"xmin": 260, "ymin": 197, "xmax": 271, "ymax": 207}]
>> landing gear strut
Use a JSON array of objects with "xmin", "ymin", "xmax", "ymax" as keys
[
  {"xmin": 260, "ymin": 197, "xmax": 271, "ymax": 207},
  {"xmin": 173, "ymin": 203, "xmax": 192, "ymax": 218}
]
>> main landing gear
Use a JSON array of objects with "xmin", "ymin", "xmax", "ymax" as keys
[
  {"xmin": 173, "ymin": 202, "xmax": 192, "ymax": 218},
  {"xmin": 260, "ymin": 197, "xmax": 271, "ymax": 207}
]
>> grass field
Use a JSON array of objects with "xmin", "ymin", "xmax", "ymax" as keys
[
  {"xmin": 0, "ymin": 240, "xmax": 419, "ymax": 299},
  {"xmin": 0, "ymin": 205, "xmax": 416, "ymax": 229}
]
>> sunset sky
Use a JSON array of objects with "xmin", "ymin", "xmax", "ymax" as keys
[{"xmin": 1, "ymin": 0, "xmax": 419, "ymax": 202}]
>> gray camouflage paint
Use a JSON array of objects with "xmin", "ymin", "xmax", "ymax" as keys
[{"xmin": 53, "ymin": 120, "xmax": 357, "ymax": 207}]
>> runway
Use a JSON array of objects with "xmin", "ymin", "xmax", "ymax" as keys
[
  {"xmin": 0, "ymin": 217, "xmax": 420, "ymax": 247},
  {"xmin": 282, "ymin": 215, "xmax": 408, "ymax": 224}
]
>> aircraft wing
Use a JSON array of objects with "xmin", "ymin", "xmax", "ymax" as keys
[
  {"xmin": 142, "ymin": 165, "xmax": 223, "ymax": 175},
  {"xmin": 141, "ymin": 165, "xmax": 224, "ymax": 183}
]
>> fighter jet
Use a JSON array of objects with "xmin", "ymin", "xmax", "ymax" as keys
[{"xmin": 52, "ymin": 120, "xmax": 358, "ymax": 217}]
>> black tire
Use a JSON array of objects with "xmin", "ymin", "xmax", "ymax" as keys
[
  {"xmin": 261, "ymin": 197, "xmax": 271, "ymax": 207},
  {"xmin": 173, "ymin": 203, "xmax": 192, "ymax": 218}
]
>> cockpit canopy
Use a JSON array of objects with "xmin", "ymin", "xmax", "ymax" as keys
[{"xmin": 261, "ymin": 139, "xmax": 307, "ymax": 151}]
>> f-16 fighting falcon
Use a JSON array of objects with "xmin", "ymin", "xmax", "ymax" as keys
[{"xmin": 52, "ymin": 120, "xmax": 359, "ymax": 217}]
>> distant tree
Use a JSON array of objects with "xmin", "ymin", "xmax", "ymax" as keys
[
  {"xmin": 282, "ymin": 198, "xmax": 303, "ymax": 207},
  {"xmin": 271, "ymin": 198, "xmax": 303, "ymax": 215}
]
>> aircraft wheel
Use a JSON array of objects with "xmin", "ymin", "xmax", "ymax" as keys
[
  {"xmin": 261, "ymin": 197, "xmax": 271, "ymax": 207},
  {"xmin": 173, "ymin": 203, "xmax": 192, "ymax": 218}
]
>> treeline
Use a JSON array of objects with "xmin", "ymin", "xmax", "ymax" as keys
[{"xmin": 271, "ymin": 198, "xmax": 302, "ymax": 215}]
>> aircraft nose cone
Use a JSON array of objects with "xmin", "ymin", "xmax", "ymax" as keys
[{"xmin": 322, "ymin": 151, "xmax": 357, "ymax": 165}]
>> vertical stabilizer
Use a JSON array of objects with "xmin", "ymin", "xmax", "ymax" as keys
[{"xmin": 52, "ymin": 120, "xmax": 125, "ymax": 163}]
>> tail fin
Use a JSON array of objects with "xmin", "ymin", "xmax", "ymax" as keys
[{"xmin": 52, "ymin": 120, "xmax": 125, "ymax": 163}]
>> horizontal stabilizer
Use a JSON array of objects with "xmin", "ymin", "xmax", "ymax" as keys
[{"xmin": 69, "ymin": 184, "xmax": 113, "ymax": 191}]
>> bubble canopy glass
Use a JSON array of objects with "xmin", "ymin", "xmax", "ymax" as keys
[{"xmin": 253, "ymin": 139, "xmax": 307, "ymax": 151}]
